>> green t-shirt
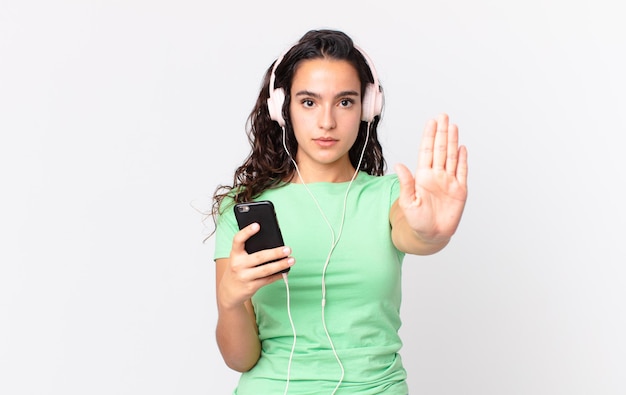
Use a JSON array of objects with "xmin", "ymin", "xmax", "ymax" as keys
[{"xmin": 214, "ymin": 172, "xmax": 408, "ymax": 394}]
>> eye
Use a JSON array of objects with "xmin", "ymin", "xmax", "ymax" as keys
[
  {"xmin": 339, "ymin": 98, "xmax": 354, "ymax": 108},
  {"xmin": 301, "ymin": 99, "xmax": 315, "ymax": 108}
]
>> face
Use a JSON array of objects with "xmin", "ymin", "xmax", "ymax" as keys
[{"xmin": 288, "ymin": 58, "xmax": 362, "ymax": 178}]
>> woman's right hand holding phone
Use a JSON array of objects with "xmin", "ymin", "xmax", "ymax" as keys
[{"xmin": 217, "ymin": 222, "xmax": 295, "ymax": 309}]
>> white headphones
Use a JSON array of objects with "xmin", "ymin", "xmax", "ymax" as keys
[{"xmin": 267, "ymin": 44, "xmax": 384, "ymax": 127}]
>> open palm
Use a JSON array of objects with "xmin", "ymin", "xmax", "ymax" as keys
[{"xmin": 395, "ymin": 113, "xmax": 468, "ymax": 241}]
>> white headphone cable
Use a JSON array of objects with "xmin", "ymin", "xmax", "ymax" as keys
[
  {"xmin": 282, "ymin": 272, "xmax": 296, "ymax": 395},
  {"xmin": 281, "ymin": 123, "xmax": 371, "ymax": 394}
]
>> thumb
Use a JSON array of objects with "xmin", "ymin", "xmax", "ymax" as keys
[
  {"xmin": 394, "ymin": 163, "xmax": 420, "ymax": 207},
  {"xmin": 231, "ymin": 222, "xmax": 260, "ymax": 254}
]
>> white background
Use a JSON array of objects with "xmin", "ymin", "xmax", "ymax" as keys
[{"xmin": 1, "ymin": 1, "xmax": 624, "ymax": 394}]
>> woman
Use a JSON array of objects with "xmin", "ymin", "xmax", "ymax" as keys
[{"xmin": 212, "ymin": 29, "xmax": 468, "ymax": 394}]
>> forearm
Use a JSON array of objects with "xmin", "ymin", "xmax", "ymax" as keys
[
  {"xmin": 215, "ymin": 301, "xmax": 261, "ymax": 372},
  {"xmin": 212, "ymin": 235, "xmax": 292, "ymax": 372}
]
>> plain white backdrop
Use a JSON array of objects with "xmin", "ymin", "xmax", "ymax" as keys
[{"xmin": 1, "ymin": 0, "xmax": 624, "ymax": 394}]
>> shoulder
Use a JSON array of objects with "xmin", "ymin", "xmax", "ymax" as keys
[
  {"xmin": 358, "ymin": 172, "xmax": 398, "ymax": 186},
  {"xmin": 354, "ymin": 172, "xmax": 400, "ymax": 209},
  {"xmin": 358, "ymin": 172, "xmax": 400, "ymax": 193}
]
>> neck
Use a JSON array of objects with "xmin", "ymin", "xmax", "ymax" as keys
[{"xmin": 288, "ymin": 160, "xmax": 358, "ymax": 184}]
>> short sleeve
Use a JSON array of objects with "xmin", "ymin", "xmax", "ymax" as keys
[
  {"xmin": 213, "ymin": 197, "xmax": 239, "ymax": 261},
  {"xmin": 388, "ymin": 174, "xmax": 400, "ymax": 210}
]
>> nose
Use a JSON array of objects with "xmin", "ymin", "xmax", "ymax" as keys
[{"xmin": 319, "ymin": 104, "xmax": 336, "ymax": 130}]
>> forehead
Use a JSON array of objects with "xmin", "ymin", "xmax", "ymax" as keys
[{"xmin": 290, "ymin": 58, "xmax": 361, "ymax": 92}]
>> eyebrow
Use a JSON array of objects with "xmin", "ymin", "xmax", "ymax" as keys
[{"xmin": 294, "ymin": 90, "xmax": 360, "ymax": 99}]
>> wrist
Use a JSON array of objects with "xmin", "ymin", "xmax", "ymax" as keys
[
  {"xmin": 411, "ymin": 229, "xmax": 451, "ymax": 246},
  {"xmin": 217, "ymin": 291, "xmax": 249, "ymax": 313}
]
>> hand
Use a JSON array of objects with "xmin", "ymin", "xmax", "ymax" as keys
[
  {"xmin": 217, "ymin": 223, "xmax": 295, "ymax": 310},
  {"xmin": 394, "ymin": 113, "xmax": 468, "ymax": 243}
]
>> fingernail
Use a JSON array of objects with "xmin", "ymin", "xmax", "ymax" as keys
[
  {"xmin": 287, "ymin": 258, "xmax": 295, "ymax": 266},
  {"xmin": 283, "ymin": 247, "xmax": 291, "ymax": 255}
]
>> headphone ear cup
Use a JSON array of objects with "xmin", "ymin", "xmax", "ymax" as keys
[
  {"xmin": 361, "ymin": 83, "xmax": 383, "ymax": 122},
  {"xmin": 267, "ymin": 88, "xmax": 286, "ymax": 127}
]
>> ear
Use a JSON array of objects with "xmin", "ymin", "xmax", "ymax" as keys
[
  {"xmin": 361, "ymin": 83, "xmax": 383, "ymax": 122},
  {"xmin": 267, "ymin": 87, "xmax": 286, "ymax": 127}
]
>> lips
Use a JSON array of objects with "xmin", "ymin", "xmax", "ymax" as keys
[{"xmin": 313, "ymin": 137, "xmax": 338, "ymax": 147}]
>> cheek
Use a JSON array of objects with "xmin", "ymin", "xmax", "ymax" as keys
[
  {"xmin": 342, "ymin": 109, "xmax": 362, "ymax": 127},
  {"xmin": 289, "ymin": 103, "xmax": 307, "ymax": 129},
  {"xmin": 290, "ymin": 116, "xmax": 306, "ymax": 143},
  {"xmin": 289, "ymin": 116, "xmax": 308, "ymax": 147},
  {"xmin": 345, "ymin": 116, "xmax": 362, "ymax": 141}
]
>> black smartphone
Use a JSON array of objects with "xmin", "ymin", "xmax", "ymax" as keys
[{"xmin": 233, "ymin": 200, "xmax": 289, "ymax": 273}]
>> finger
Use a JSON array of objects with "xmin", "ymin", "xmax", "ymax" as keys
[
  {"xmin": 253, "ymin": 255, "xmax": 295, "ymax": 279},
  {"xmin": 417, "ymin": 119, "xmax": 437, "ymax": 170},
  {"xmin": 257, "ymin": 270, "xmax": 290, "ymax": 287},
  {"xmin": 394, "ymin": 163, "xmax": 420, "ymax": 206},
  {"xmin": 446, "ymin": 122, "xmax": 459, "ymax": 177},
  {"xmin": 231, "ymin": 222, "xmax": 260, "ymax": 254},
  {"xmin": 252, "ymin": 246, "xmax": 293, "ymax": 268},
  {"xmin": 456, "ymin": 145, "xmax": 469, "ymax": 187},
  {"xmin": 432, "ymin": 113, "xmax": 449, "ymax": 170}
]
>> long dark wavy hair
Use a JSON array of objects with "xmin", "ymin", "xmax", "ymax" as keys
[{"xmin": 210, "ymin": 29, "xmax": 387, "ymax": 231}]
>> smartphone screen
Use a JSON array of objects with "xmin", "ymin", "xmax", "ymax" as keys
[{"xmin": 234, "ymin": 200, "xmax": 289, "ymax": 273}]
